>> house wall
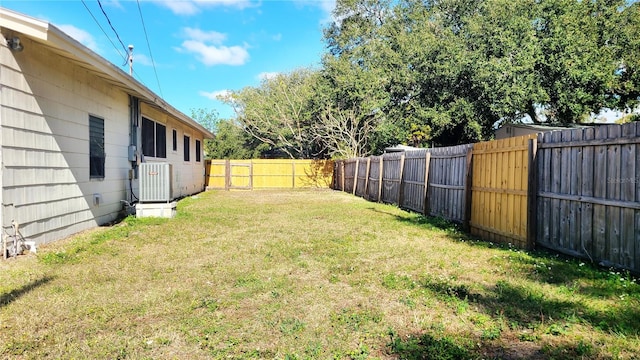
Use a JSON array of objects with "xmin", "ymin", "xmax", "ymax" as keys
[
  {"xmin": 1, "ymin": 36, "xmax": 132, "ymax": 244},
  {"xmin": 495, "ymin": 125, "xmax": 541, "ymax": 139},
  {"xmin": 138, "ymin": 103, "xmax": 206, "ymax": 199},
  {"xmin": 1, "ymin": 38, "xmax": 208, "ymax": 245}
]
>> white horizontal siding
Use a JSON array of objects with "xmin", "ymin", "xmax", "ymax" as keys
[
  {"xmin": 2, "ymin": 39, "xmax": 131, "ymax": 245},
  {"xmin": 139, "ymin": 103, "xmax": 207, "ymax": 200}
]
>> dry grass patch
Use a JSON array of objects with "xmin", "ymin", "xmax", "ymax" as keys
[{"xmin": 1, "ymin": 189, "xmax": 639, "ymax": 359}]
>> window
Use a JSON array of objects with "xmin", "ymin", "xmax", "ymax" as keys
[
  {"xmin": 141, "ymin": 117, "xmax": 166, "ymax": 158},
  {"xmin": 195, "ymin": 139, "xmax": 201, "ymax": 162},
  {"xmin": 184, "ymin": 135, "xmax": 190, "ymax": 161},
  {"xmin": 89, "ymin": 115, "xmax": 105, "ymax": 178},
  {"xmin": 172, "ymin": 129, "xmax": 178, "ymax": 151}
]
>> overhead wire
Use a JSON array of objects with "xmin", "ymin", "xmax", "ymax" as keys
[
  {"xmin": 136, "ymin": 0, "xmax": 164, "ymax": 98},
  {"xmin": 81, "ymin": 1, "xmax": 163, "ymax": 96},
  {"xmin": 80, "ymin": 0, "xmax": 127, "ymax": 63},
  {"xmin": 95, "ymin": 0, "xmax": 130, "ymax": 65}
]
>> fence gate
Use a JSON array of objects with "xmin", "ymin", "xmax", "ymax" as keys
[{"xmin": 229, "ymin": 162, "xmax": 252, "ymax": 189}]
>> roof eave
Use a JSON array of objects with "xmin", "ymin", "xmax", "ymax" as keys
[{"xmin": 1, "ymin": 7, "xmax": 214, "ymax": 139}]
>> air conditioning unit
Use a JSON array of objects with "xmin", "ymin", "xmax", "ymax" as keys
[{"xmin": 139, "ymin": 163, "xmax": 172, "ymax": 202}]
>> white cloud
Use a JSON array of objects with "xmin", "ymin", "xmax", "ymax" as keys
[
  {"xmin": 155, "ymin": 0, "xmax": 200, "ymax": 15},
  {"xmin": 317, "ymin": 0, "xmax": 336, "ymax": 14},
  {"xmin": 257, "ymin": 72, "xmax": 279, "ymax": 81},
  {"xmin": 179, "ymin": 27, "xmax": 249, "ymax": 66},
  {"xmin": 104, "ymin": 0, "xmax": 125, "ymax": 10},
  {"xmin": 183, "ymin": 28, "xmax": 227, "ymax": 44},
  {"xmin": 181, "ymin": 40, "xmax": 249, "ymax": 66},
  {"xmin": 154, "ymin": 0, "xmax": 256, "ymax": 15},
  {"xmin": 131, "ymin": 53, "xmax": 153, "ymax": 66},
  {"xmin": 319, "ymin": 0, "xmax": 337, "ymax": 24},
  {"xmin": 292, "ymin": 0, "xmax": 336, "ymax": 23},
  {"xmin": 58, "ymin": 24, "xmax": 100, "ymax": 52},
  {"xmin": 200, "ymin": 89, "xmax": 231, "ymax": 101}
]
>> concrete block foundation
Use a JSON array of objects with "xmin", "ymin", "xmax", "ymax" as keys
[{"xmin": 136, "ymin": 202, "xmax": 177, "ymax": 218}]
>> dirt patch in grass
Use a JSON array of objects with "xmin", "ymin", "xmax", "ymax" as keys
[{"xmin": 1, "ymin": 189, "xmax": 638, "ymax": 359}]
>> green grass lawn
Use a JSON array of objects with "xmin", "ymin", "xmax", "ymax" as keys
[{"xmin": 1, "ymin": 189, "xmax": 638, "ymax": 359}]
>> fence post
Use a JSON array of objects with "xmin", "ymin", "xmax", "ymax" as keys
[
  {"xmin": 423, "ymin": 152, "xmax": 432, "ymax": 216},
  {"xmin": 225, "ymin": 159, "xmax": 230, "ymax": 191},
  {"xmin": 340, "ymin": 161, "xmax": 345, "ymax": 191},
  {"xmin": 398, "ymin": 152, "xmax": 406, "ymax": 206},
  {"xmin": 353, "ymin": 158, "xmax": 360, "ymax": 195},
  {"xmin": 527, "ymin": 138, "xmax": 538, "ymax": 250},
  {"xmin": 249, "ymin": 160, "xmax": 254, "ymax": 190},
  {"xmin": 378, "ymin": 156, "xmax": 384, "ymax": 202},
  {"xmin": 364, "ymin": 157, "xmax": 371, "ymax": 200},
  {"xmin": 463, "ymin": 148, "xmax": 473, "ymax": 231},
  {"xmin": 292, "ymin": 162, "xmax": 296, "ymax": 189}
]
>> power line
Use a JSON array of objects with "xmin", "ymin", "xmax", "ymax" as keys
[
  {"xmin": 80, "ymin": 0, "xmax": 127, "ymax": 63},
  {"xmin": 137, "ymin": 0, "xmax": 164, "ymax": 98},
  {"xmin": 95, "ymin": 0, "xmax": 130, "ymax": 65}
]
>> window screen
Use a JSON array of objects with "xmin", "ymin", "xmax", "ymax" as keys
[
  {"xmin": 156, "ymin": 123, "xmax": 166, "ymax": 158},
  {"xmin": 141, "ymin": 117, "xmax": 167, "ymax": 158},
  {"xmin": 184, "ymin": 135, "xmax": 190, "ymax": 161},
  {"xmin": 89, "ymin": 115, "xmax": 105, "ymax": 178},
  {"xmin": 172, "ymin": 129, "xmax": 178, "ymax": 151},
  {"xmin": 142, "ymin": 117, "xmax": 155, "ymax": 157}
]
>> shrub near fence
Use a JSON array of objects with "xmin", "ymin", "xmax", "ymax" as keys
[{"xmin": 334, "ymin": 123, "xmax": 640, "ymax": 273}]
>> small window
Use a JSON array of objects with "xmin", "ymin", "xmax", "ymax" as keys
[
  {"xmin": 195, "ymin": 140, "xmax": 201, "ymax": 162},
  {"xmin": 141, "ymin": 117, "xmax": 166, "ymax": 158},
  {"xmin": 156, "ymin": 123, "xmax": 166, "ymax": 158},
  {"xmin": 172, "ymin": 129, "xmax": 178, "ymax": 151},
  {"xmin": 89, "ymin": 115, "xmax": 105, "ymax": 178},
  {"xmin": 184, "ymin": 135, "xmax": 190, "ymax": 161}
]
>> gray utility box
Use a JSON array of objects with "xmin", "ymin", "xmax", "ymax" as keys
[{"xmin": 139, "ymin": 163, "xmax": 172, "ymax": 202}]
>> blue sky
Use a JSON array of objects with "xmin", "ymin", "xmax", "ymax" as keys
[{"xmin": 2, "ymin": 0, "xmax": 335, "ymax": 120}]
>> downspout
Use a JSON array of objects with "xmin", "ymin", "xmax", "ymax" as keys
[
  {"xmin": 128, "ymin": 95, "xmax": 140, "ymax": 203},
  {"xmin": 0, "ymin": 81, "xmax": 5, "ymax": 258}
]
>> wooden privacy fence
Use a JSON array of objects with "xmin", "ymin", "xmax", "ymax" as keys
[
  {"xmin": 334, "ymin": 123, "xmax": 640, "ymax": 273},
  {"xmin": 206, "ymin": 159, "xmax": 334, "ymax": 190},
  {"xmin": 536, "ymin": 124, "xmax": 640, "ymax": 271},
  {"xmin": 334, "ymin": 144, "xmax": 473, "ymax": 224},
  {"xmin": 470, "ymin": 134, "xmax": 537, "ymax": 249}
]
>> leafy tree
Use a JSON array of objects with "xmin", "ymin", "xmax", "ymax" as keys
[
  {"xmin": 190, "ymin": 108, "xmax": 220, "ymax": 133},
  {"xmin": 322, "ymin": 0, "xmax": 640, "ymax": 149},
  {"xmin": 205, "ymin": 119, "xmax": 267, "ymax": 159},
  {"xmin": 220, "ymin": 68, "xmax": 321, "ymax": 159}
]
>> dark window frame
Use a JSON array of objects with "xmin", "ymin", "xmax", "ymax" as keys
[
  {"xmin": 172, "ymin": 129, "xmax": 178, "ymax": 152},
  {"xmin": 195, "ymin": 139, "xmax": 201, "ymax": 162},
  {"xmin": 89, "ymin": 115, "xmax": 105, "ymax": 179},
  {"xmin": 141, "ymin": 117, "xmax": 167, "ymax": 159},
  {"xmin": 184, "ymin": 135, "xmax": 190, "ymax": 162}
]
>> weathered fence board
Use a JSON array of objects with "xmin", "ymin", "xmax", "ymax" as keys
[
  {"xmin": 343, "ymin": 159, "xmax": 356, "ymax": 194},
  {"xmin": 380, "ymin": 152, "xmax": 403, "ymax": 205},
  {"xmin": 536, "ymin": 123, "xmax": 640, "ymax": 272},
  {"xmin": 426, "ymin": 144, "xmax": 473, "ymax": 223},
  {"xmin": 367, "ymin": 157, "xmax": 382, "ymax": 201},
  {"xmin": 470, "ymin": 134, "xmax": 537, "ymax": 249},
  {"xmin": 334, "ymin": 123, "xmax": 638, "ymax": 273},
  {"xmin": 334, "ymin": 160, "xmax": 345, "ymax": 191},
  {"xmin": 355, "ymin": 158, "xmax": 369, "ymax": 198},
  {"xmin": 399, "ymin": 150, "xmax": 429, "ymax": 214}
]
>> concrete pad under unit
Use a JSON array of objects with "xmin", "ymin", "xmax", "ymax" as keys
[{"xmin": 136, "ymin": 202, "xmax": 177, "ymax": 218}]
